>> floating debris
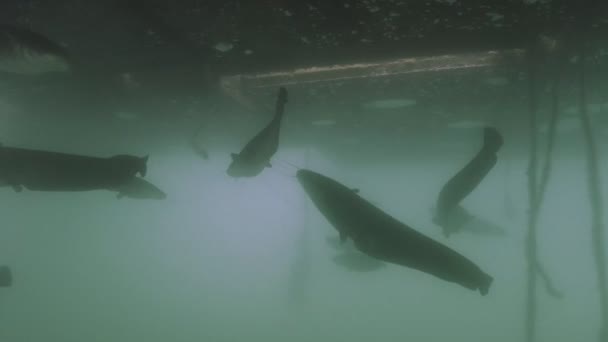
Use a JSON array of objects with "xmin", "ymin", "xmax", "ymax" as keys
[
  {"xmin": 448, "ymin": 120, "xmax": 487, "ymax": 129},
  {"xmin": 486, "ymin": 12, "xmax": 504, "ymax": 21},
  {"xmin": 563, "ymin": 103, "xmax": 608, "ymax": 116},
  {"xmin": 0, "ymin": 266, "xmax": 11, "ymax": 287},
  {"xmin": 539, "ymin": 117, "xmax": 579, "ymax": 134},
  {"xmin": 214, "ymin": 42, "xmax": 234, "ymax": 52},
  {"xmin": 341, "ymin": 137, "xmax": 360, "ymax": 145},
  {"xmin": 484, "ymin": 76, "xmax": 510, "ymax": 86},
  {"xmin": 363, "ymin": 98, "xmax": 417, "ymax": 109},
  {"xmin": 312, "ymin": 119, "xmax": 337, "ymax": 126},
  {"xmin": 113, "ymin": 111, "xmax": 139, "ymax": 121},
  {"xmin": 120, "ymin": 72, "xmax": 141, "ymax": 90}
]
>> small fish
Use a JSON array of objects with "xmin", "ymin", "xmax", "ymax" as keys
[
  {"xmin": 297, "ymin": 169, "xmax": 493, "ymax": 296},
  {"xmin": 0, "ymin": 25, "xmax": 71, "ymax": 75},
  {"xmin": 0, "ymin": 265, "xmax": 12, "ymax": 287},
  {"xmin": 332, "ymin": 252, "xmax": 386, "ymax": 272},
  {"xmin": 111, "ymin": 177, "xmax": 166, "ymax": 200},
  {"xmin": 434, "ymin": 126, "xmax": 503, "ymax": 237},
  {"xmin": 227, "ymin": 87, "xmax": 288, "ymax": 178}
]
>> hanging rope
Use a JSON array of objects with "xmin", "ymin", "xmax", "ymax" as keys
[
  {"xmin": 533, "ymin": 48, "xmax": 564, "ymax": 300},
  {"xmin": 287, "ymin": 148, "xmax": 312, "ymax": 309},
  {"xmin": 524, "ymin": 34, "xmax": 566, "ymax": 342},
  {"xmin": 576, "ymin": 26, "xmax": 608, "ymax": 342},
  {"xmin": 524, "ymin": 45, "xmax": 540, "ymax": 342},
  {"xmin": 536, "ymin": 65, "xmax": 559, "ymax": 205}
]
